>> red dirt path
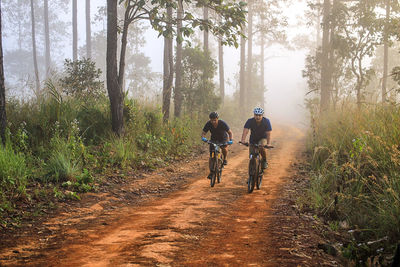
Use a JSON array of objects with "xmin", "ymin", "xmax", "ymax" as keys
[{"xmin": 0, "ymin": 125, "xmax": 340, "ymax": 266}]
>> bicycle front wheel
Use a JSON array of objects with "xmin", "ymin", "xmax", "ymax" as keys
[
  {"xmin": 210, "ymin": 157, "xmax": 217, "ymax": 187},
  {"xmin": 248, "ymin": 159, "xmax": 257, "ymax": 193},
  {"xmin": 256, "ymin": 163, "xmax": 263, "ymax": 190},
  {"xmin": 217, "ymin": 156, "xmax": 223, "ymax": 183}
]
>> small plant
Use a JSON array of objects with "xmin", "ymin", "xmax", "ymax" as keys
[
  {"xmin": 0, "ymin": 137, "xmax": 28, "ymax": 201},
  {"xmin": 60, "ymin": 58, "xmax": 105, "ymax": 98}
]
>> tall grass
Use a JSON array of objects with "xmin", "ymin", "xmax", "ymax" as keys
[
  {"xmin": 309, "ymin": 104, "xmax": 400, "ymax": 259},
  {"xmin": 1, "ymin": 87, "xmax": 202, "ymax": 219},
  {"xmin": 0, "ymin": 138, "xmax": 28, "ymax": 213}
]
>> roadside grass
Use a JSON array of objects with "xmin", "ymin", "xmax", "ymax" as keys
[
  {"xmin": 308, "ymin": 104, "xmax": 400, "ymax": 263},
  {"xmin": 0, "ymin": 90, "xmax": 202, "ymax": 227}
]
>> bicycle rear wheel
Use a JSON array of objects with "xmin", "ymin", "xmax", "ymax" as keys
[
  {"xmin": 256, "ymin": 172, "xmax": 263, "ymax": 190},
  {"xmin": 248, "ymin": 159, "xmax": 257, "ymax": 193}
]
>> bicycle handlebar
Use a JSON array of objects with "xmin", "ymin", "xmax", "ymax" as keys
[
  {"xmin": 239, "ymin": 141, "xmax": 274, "ymax": 149},
  {"xmin": 203, "ymin": 140, "xmax": 231, "ymax": 146}
]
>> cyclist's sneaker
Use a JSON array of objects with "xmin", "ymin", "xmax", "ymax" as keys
[
  {"xmin": 223, "ymin": 159, "xmax": 228, "ymax": 166},
  {"xmin": 262, "ymin": 159, "xmax": 268, "ymax": 169}
]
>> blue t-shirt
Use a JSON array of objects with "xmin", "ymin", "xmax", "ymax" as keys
[
  {"xmin": 244, "ymin": 117, "xmax": 272, "ymax": 144},
  {"xmin": 203, "ymin": 119, "xmax": 230, "ymax": 142}
]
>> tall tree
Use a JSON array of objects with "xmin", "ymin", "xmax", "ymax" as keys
[
  {"xmin": 106, "ymin": 0, "xmax": 124, "ymax": 136},
  {"xmin": 162, "ymin": 5, "xmax": 173, "ymax": 122},
  {"xmin": 239, "ymin": 32, "xmax": 246, "ymax": 109},
  {"xmin": 260, "ymin": 19, "xmax": 265, "ymax": 110},
  {"xmin": 381, "ymin": 0, "xmax": 390, "ymax": 103},
  {"xmin": 320, "ymin": 0, "xmax": 331, "ymax": 112},
  {"xmin": 44, "ymin": 0, "xmax": 50, "ymax": 78},
  {"xmin": 30, "ymin": 0, "xmax": 40, "ymax": 96},
  {"xmin": 203, "ymin": 6, "xmax": 209, "ymax": 52},
  {"xmin": 72, "ymin": 0, "xmax": 77, "ymax": 61},
  {"xmin": 218, "ymin": 24, "xmax": 225, "ymax": 104},
  {"xmin": 86, "ymin": 0, "xmax": 92, "ymax": 58},
  {"xmin": 246, "ymin": 0, "xmax": 253, "ymax": 111},
  {"xmin": 174, "ymin": 0, "xmax": 183, "ymax": 117},
  {"xmin": 0, "ymin": 0, "xmax": 6, "ymax": 145},
  {"xmin": 254, "ymin": 0, "xmax": 288, "ymax": 110},
  {"xmin": 105, "ymin": 0, "xmax": 245, "ymax": 133}
]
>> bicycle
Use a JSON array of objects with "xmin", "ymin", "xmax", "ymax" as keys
[
  {"xmin": 239, "ymin": 141, "xmax": 273, "ymax": 193},
  {"xmin": 203, "ymin": 140, "xmax": 229, "ymax": 187}
]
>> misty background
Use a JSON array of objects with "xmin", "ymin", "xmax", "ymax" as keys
[{"xmin": 2, "ymin": 0, "xmax": 309, "ymax": 128}]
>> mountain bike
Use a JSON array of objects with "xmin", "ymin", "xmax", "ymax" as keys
[
  {"xmin": 203, "ymin": 140, "xmax": 229, "ymax": 187},
  {"xmin": 239, "ymin": 141, "xmax": 273, "ymax": 193}
]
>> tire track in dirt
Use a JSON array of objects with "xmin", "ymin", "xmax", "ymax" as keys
[{"xmin": 0, "ymin": 125, "xmax": 305, "ymax": 266}]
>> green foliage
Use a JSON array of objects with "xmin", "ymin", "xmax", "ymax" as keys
[
  {"xmin": 60, "ymin": 58, "xmax": 105, "ymax": 98},
  {"xmin": 2, "ymin": 87, "xmax": 201, "ymax": 225},
  {"xmin": 181, "ymin": 46, "xmax": 220, "ymax": 117},
  {"xmin": 145, "ymin": 0, "xmax": 246, "ymax": 47},
  {"xmin": 309, "ymin": 104, "xmax": 400, "ymax": 262},
  {"xmin": 44, "ymin": 125, "xmax": 84, "ymax": 183},
  {"xmin": 0, "ymin": 138, "xmax": 28, "ymax": 200}
]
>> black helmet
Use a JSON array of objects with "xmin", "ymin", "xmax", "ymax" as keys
[{"xmin": 209, "ymin": 111, "xmax": 219, "ymax": 119}]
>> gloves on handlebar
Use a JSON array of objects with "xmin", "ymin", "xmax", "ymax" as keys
[
  {"xmin": 227, "ymin": 140, "xmax": 233, "ymax": 145},
  {"xmin": 201, "ymin": 137, "xmax": 207, "ymax": 142}
]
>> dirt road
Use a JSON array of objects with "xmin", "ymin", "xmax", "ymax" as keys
[{"xmin": 0, "ymin": 125, "xmax": 336, "ymax": 266}]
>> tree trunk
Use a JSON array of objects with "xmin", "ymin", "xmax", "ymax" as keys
[
  {"xmin": 328, "ymin": 0, "xmax": 336, "ymax": 102},
  {"xmin": 382, "ymin": 0, "xmax": 390, "ymax": 104},
  {"xmin": 119, "ymin": 7, "xmax": 131, "ymax": 93},
  {"xmin": 44, "ymin": 0, "xmax": 50, "ymax": 78},
  {"xmin": 72, "ymin": 0, "xmax": 77, "ymax": 61},
  {"xmin": 162, "ymin": 6, "xmax": 173, "ymax": 122},
  {"xmin": 174, "ymin": 0, "xmax": 183, "ymax": 118},
  {"xmin": 30, "ymin": 0, "xmax": 40, "ymax": 97},
  {"xmin": 246, "ymin": 0, "xmax": 253, "ymax": 108},
  {"xmin": 86, "ymin": 0, "xmax": 91, "ymax": 59},
  {"xmin": 316, "ymin": 0, "xmax": 322, "ymax": 47},
  {"xmin": 218, "ymin": 33, "xmax": 225, "ymax": 104},
  {"xmin": 17, "ymin": 0, "xmax": 23, "ymax": 50},
  {"xmin": 260, "ymin": 27, "xmax": 265, "ymax": 110},
  {"xmin": 239, "ymin": 33, "xmax": 246, "ymax": 109},
  {"xmin": 320, "ymin": 0, "xmax": 331, "ymax": 112},
  {"xmin": 0, "ymin": 1, "xmax": 6, "ymax": 145},
  {"xmin": 107, "ymin": 0, "xmax": 124, "ymax": 136},
  {"xmin": 203, "ymin": 6, "xmax": 209, "ymax": 52}
]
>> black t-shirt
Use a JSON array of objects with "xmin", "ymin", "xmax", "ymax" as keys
[
  {"xmin": 244, "ymin": 117, "xmax": 272, "ymax": 143},
  {"xmin": 202, "ymin": 119, "xmax": 230, "ymax": 142}
]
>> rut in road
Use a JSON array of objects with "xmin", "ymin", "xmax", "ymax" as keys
[{"xmin": 4, "ymin": 125, "xmax": 305, "ymax": 266}]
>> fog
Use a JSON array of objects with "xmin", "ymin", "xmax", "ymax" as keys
[
  {"xmin": 3, "ymin": 0, "xmax": 311, "ymax": 128},
  {"xmin": 140, "ymin": 2, "xmax": 310, "ymax": 128}
]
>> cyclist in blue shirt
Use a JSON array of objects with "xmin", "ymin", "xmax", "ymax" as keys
[
  {"xmin": 240, "ymin": 107, "xmax": 272, "ymax": 169},
  {"xmin": 202, "ymin": 112, "xmax": 233, "ymax": 178}
]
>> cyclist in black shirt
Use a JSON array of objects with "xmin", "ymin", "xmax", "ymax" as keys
[
  {"xmin": 202, "ymin": 112, "xmax": 233, "ymax": 178},
  {"xmin": 240, "ymin": 107, "xmax": 272, "ymax": 169}
]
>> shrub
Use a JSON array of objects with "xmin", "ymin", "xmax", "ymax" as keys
[
  {"xmin": 0, "ymin": 138, "xmax": 28, "ymax": 204},
  {"xmin": 309, "ymin": 104, "xmax": 400, "ymax": 262},
  {"xmin": 60, "ymin": 58, "xmax": 105, "ymax": 98}
]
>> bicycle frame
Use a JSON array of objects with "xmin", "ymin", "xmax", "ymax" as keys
[
  {"xmin": 204, "ymin": 140, "xmax": 228, "ymax": 187},
  {"xmin": 240, "ymin": 142, "xmax": 273, "ymax": 193}
]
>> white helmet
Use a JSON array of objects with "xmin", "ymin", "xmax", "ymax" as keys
[{"xmin": 253, "ymin": 107, "xmax": 264, "ymax": 115}]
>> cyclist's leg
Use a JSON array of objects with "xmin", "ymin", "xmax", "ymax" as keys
[
  {"xmin": 221, "ymin": 145, "xmax": 228, "ymax": 165},
  {"xmin": 259, "ymin": 138, "xmax": 268, "ymax": 169}
]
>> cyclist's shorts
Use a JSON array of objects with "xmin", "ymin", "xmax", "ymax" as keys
[{"xmin": 249, "ymin": 138, "xmax": 268, "ymax": 156}]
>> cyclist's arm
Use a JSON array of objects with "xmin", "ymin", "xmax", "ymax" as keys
[
  {"xmin": 227, "ymin": 129, "xmax": 233, "ymax": 141},
  {"xmin": 266, "ymin": 131, "xmax": 271, "ymax": 145},
  {"xmin": 241, "ymin": 128, "xmax": 249, "ymax": 143},
  {"xmin": 201, "ymin": 131, "xmax": 207, "ymax": 138}
]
